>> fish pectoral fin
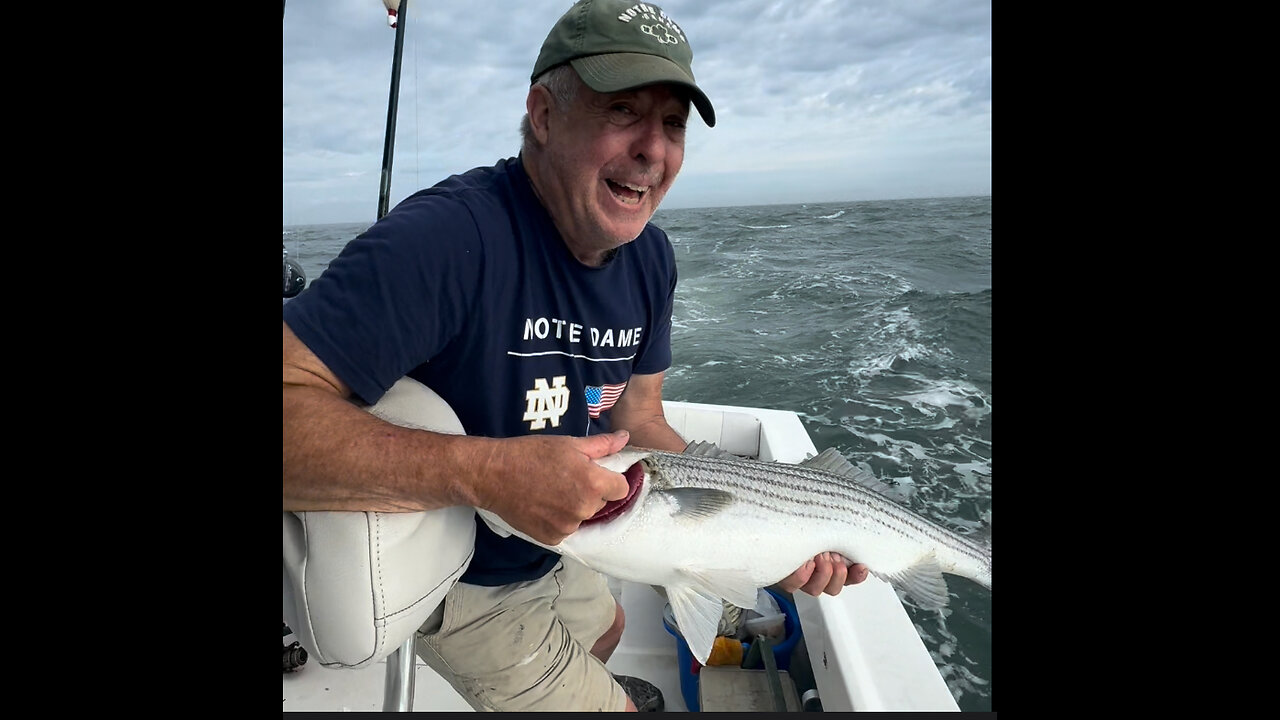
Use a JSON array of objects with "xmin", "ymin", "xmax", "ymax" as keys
[
  {"xmin": 661, "ymin": 488, "xmax": 735, "ymax": 520},
  {"xmin": 679, "ymin": 566, "xmax": 762, "ymax": 610},
  {"xmin": 665, "ymin": 584, "xmax": 730, "ymax": 667},
  {"xmin": 876, "ymin": 555, "xmax": 951, "ymax": 610}
]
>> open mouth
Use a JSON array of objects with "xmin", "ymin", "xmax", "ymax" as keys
[
  {"xmin": 606, "ymin": 179, "xmax": 648, "ymax": 205},
  {"xmin": 582, "ymin": 460, "xmax": 645, "ymax": 525}
]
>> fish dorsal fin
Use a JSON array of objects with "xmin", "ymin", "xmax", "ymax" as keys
[
  {"xmin": 662, "ymin": 487, "xmax": 735, "ymax": 520},
  {"xmin": 682, "ymin": 440, "xmax": 742, "ymax": 460},
  {"xmin": 875, "ymin": 554, "xmax": 951, "ymax": 610},
  {"xmin": 800, "ymin": 448, "xmax": 916, "ymax": 504},
  {"xmin": 665, "ymin": 583, "xmax": 732, "ymax": 666},
  {"xmin": 679, "ymin": 566, "xmax": 762, "ymax": 610}
]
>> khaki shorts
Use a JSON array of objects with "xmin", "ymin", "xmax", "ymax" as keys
[{"xmin": 414, "ymin": 557, "xmax": 628, "ymax": 712}]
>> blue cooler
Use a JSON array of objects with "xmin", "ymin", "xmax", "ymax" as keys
[{"xmin": 661, "ymin": 589, "xmax": 801, "ymax": 712}]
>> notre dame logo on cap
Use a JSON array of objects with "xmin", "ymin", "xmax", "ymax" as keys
[{"xmin": 615, "ymin": 3, "xmax": 687, "ymax": 46}]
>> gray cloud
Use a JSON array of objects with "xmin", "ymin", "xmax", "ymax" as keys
[{"xmin": 284, "ymin": 0, "xmax": 990, "ymax": 224}]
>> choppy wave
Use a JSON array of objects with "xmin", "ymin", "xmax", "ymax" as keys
[{"xmin": 661, "ymin": 198, "xmax": 991, "ymax": 710}]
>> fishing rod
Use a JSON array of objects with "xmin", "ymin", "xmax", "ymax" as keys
[
  {"xmin": 378, "ymin": 0, "xmax": 408, "ymax": 221},
  {"xmin": 282, "ymin": 0, "xmax": 306, "ymax": 299},
  {"xmin": 374, "ymin": 7, "xmax": 424, "ymax": 706}
]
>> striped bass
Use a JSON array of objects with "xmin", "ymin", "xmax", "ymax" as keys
[{"xmin": 479, "ymin": 441, "xmax": 991, "ymax": 666}]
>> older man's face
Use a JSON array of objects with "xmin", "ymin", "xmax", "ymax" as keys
[{"xmin": 538, "ymin": 83, "xmax": 688, "ymax": 264}]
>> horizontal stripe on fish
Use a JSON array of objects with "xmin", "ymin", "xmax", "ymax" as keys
[{"xmin": 640, "ymin": 449, "xmax": 988, "ymax": 562}]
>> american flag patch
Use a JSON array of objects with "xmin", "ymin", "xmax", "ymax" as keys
[{"xmin": 584, "ymin": 382, "xmax": 627, "ymax": 418}]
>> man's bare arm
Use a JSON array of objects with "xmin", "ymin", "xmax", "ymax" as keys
[
  {"xmin": 282, "ymin": 322, "xmax": 629, "ymax": 544},
  {"xmin": 607, "ymin": 371, "xmax": 687, "ymax": 452}
]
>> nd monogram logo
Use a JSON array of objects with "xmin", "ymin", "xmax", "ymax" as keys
[{"xmin": 523, "ymin": 376, "xmax": 571, "ymax": 430}]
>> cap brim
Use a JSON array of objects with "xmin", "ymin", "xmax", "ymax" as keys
[{"xmin": 571, "ymin": 53, "xmax": 716, "ymax": 128}]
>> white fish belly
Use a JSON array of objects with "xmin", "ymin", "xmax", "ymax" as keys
[{"xmin": 562, "ymin": 496, "xmax": 880, "ymax": 590}]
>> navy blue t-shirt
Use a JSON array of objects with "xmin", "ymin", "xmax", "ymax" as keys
[{"xmin": 283, "ymin": 156, "xmax": 677, "ymax": 585}]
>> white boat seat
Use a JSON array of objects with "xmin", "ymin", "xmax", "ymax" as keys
[{"xmin": 282, "ymin": 377, "xmax": 476, "ymax": 669}]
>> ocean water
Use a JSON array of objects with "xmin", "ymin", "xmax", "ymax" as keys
[{"xmin": 283, "ymin": 194, "xmax": 993, "ymax": 711}]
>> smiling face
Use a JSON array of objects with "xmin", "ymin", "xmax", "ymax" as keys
[{"xmin": 524, "ymin": 74, "xmax": 689, "ymax": 266}]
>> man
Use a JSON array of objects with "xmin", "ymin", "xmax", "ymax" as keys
[{"xmin": 283, "ymin": 0, "xmax": 868, "ymax": 711}]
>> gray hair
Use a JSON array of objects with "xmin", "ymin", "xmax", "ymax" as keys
[{"xmin": 519, "ymin": 64, "xmax": 581, "ymax": 149}]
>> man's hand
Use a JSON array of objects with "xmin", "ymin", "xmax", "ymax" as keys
[
  {"xmin": 475, "ymin": 430, "xmax": 632, "ymax": 546},
  {"xmin": 777, "ymin": 553, "xmax": 870, "ymax": 596}
]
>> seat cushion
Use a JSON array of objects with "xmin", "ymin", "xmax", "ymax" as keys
[{"xmin": 282, "ymin": 377, "xmax": 476, "ymax": 668}]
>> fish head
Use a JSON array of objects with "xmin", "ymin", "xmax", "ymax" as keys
[
  {"xmin": 556, "ymin": 448, "xmax": 663, "ymax": 561},
  {"xmin": 581, "ymin": 447, "xmax": 654, "ymax": 528},
  {"xmin": 478, "ymin": 448, "xmax": 657, "ymax": 555},
  {"xmin": 593, "ymin": 447, "xmax": 653, "ymax": 474}
]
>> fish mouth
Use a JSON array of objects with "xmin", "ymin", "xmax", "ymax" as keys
[{"xmin": 582, "ymin": 461, "xmax": 645, "ymax": 526}]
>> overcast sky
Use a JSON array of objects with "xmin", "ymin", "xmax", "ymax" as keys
[{"xmin": 283, "ymin": 0, "xmax": 991, "ymax": 226}]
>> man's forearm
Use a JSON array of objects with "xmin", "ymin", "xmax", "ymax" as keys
[
  {"xmin": 283, "ymin": 383, "xmax": 485, "ymax": 512},
  {"xmin": 615, "ymin": 416, "xmax": 687, "ymax": 453}
]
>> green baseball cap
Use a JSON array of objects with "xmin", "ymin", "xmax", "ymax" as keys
[{"xmin": 531, "ymin": 0, "xmax": 716, "ymax": 127}]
